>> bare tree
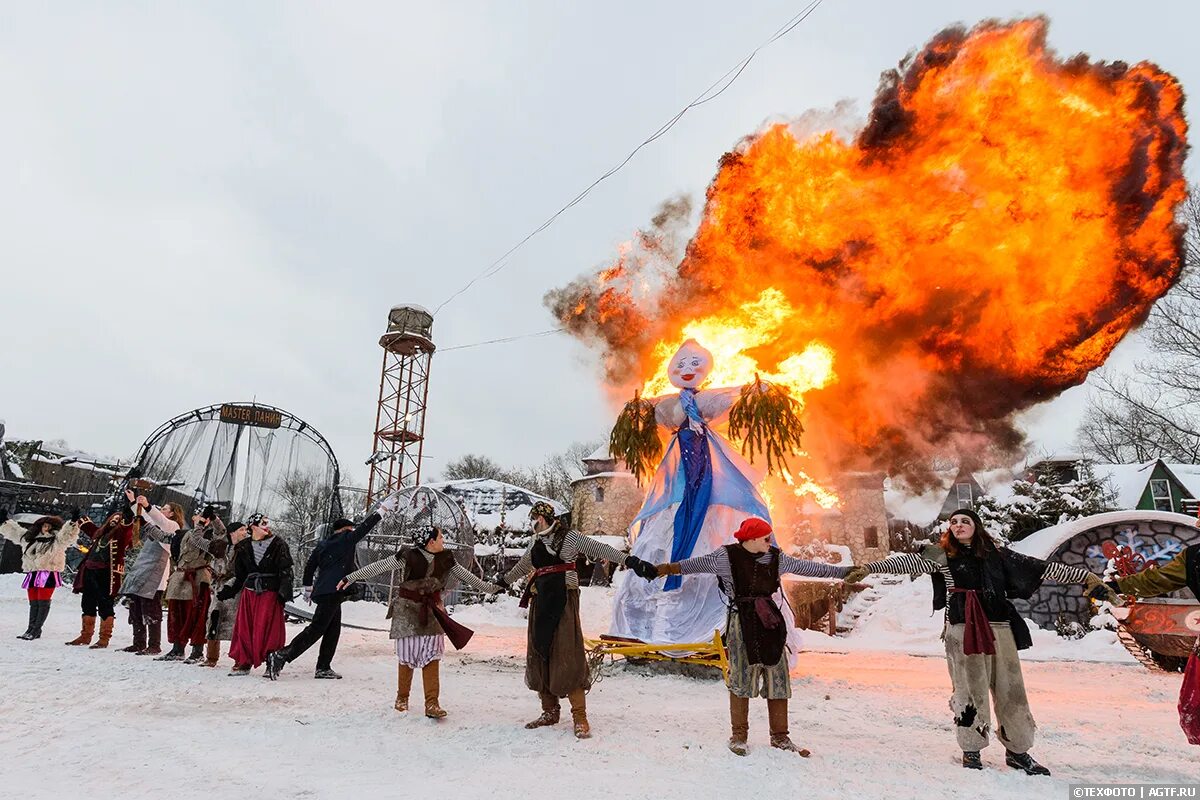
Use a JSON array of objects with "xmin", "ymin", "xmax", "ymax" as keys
[
  {"xmin": 272, "ymin": 467, "xmax": 335, "ymax": 551},
  {"xmin": 1079, "ymin": 188, "xmax": 1200, "ymax": 463},
  {"xmin": 441, "ymin": 454, "xmax": 507, "ymax": 481}
]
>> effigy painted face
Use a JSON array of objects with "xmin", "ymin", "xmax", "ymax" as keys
[{"xmin": 668, "ymin": 339, "xmax": 714, "ymax": 390}]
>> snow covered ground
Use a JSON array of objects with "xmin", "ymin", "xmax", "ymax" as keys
[{"xmin": 1, "ymin": 573, "xmax": 1193, "ymax": 799}]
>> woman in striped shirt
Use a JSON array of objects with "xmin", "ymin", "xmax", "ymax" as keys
[
  {"xmin": 340, "ymin": 526, "xmax": 501, "ymax": 718},
  {"xmin": 499, "ymin": 501, "xmax": 657, "ymax": 739},
  {"xmin": 843, "ymin": 508, "xmax": 1106, "ymax": 776}
]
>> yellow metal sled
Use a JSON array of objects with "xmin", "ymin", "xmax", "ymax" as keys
[{"xmin": 584, "ymin": 630, "xmax": 729, "ymax": 682}]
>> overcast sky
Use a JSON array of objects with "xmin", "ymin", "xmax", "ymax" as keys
[{"xmin": 2, "ymin": 1, "xmax": 1197, "ymax": 484}]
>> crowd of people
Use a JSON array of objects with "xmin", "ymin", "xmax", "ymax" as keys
[{"xmin": 2, "ymin": 495, "xmax": 1196, "ymax": 773}]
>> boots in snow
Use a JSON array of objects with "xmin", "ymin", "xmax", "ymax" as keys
[
  {"xmin": 423, "ymin": 661, "xmax": 447, "ymax": 719},
  {"xmin": 525, "ymin": 693, "xmax": 560, "ymax": 729},
  {"xmin": 395, "ymin": 664, "xmax": 413, "ymax": 712},
  {"xmin": 183, "ymin": 644, "xmax": 204, "ymax": 664},
  {"xmin": 138, "ymin": 622, "xmax": 162, "ymax": 655},
  {"xmin": 29, "ymin": 600, "xmax": 51, "ymax": 639},
  {"xmin": 265, "ymin": 648, "xmax": 289, "ymax": 680},
  {"xmin": 89, "ymin": 616, "xmax": 114, "ymax": 649},
  {"xmin": 728, "ymin": 693, "xmax": 750, "ymax": 756},
  {"xmin": 568, "ymin": 690, "xmax": 590, "ymax": 739},
  {"xmin": 18, "ymin": 602, "xmax": 38, "ymax": 639},
  {"xmin": 767, "ymin": 699, "xmax": 809, "ymax": 757},
  {"xmin": 121, "ymin": 622, "xmax": 146, "ymax": 653},
  {"xmin": 962, "ymin": 751, "xmax": 984, "ymax": 770},
  {"xmin": 228, "ymin": 663, "xmax": 251, "ymax": 676},
  {"xmin": 66, "ymin": 615, "xmax": 96, "ymax": 646},
  {"xmin": 155, "ymin": 642, "xmax": 186, "ymax": 661},
  {"xmin": 314, "ymin": 668, "xmax": 342, "ymax": 679},
  {"xmin": 1006, "ymin": 750, "xmax": 1050, "ymax": 776},
  {"xmin": 200, "ymin": 640, "xmax": 220, "ymax": 667}
]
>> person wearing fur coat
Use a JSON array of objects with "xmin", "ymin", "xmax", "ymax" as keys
[
  {"xmin": 200, "ymin": 519, "xmax": 248, "ymax": 667},
  {"xmin": 0, "ymin": 507, "xmax": 81, "ymax": 640}
]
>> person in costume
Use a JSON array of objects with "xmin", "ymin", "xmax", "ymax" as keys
[
  {"xmin": 158, "ymin": 506, "xmax": 224, "ymax": 663},
  {"xmin": 266, "ymin": 501, "xmax": 392, "ymax": 681},
  {"xmin": 339, "ymin": 524, "xmax": 503, "ymax": 716},
  {"xmin": 0, "ymin": 508, "xmax": 82, "ymax": 640},
  {"xmin": 1089, "ymin": 540, "xmax": 1199, "ymax": 745},
  {"xmin": 500, "ymin": 501, "xmax": 657, "ymax": 738},
  {"xmin": 215, "ymin": 513, "xmax": 294, "ymax": 676},
  {"xmin": 647, "ymin": 516, "xmax": 849, "ymax": 756},
  {"xmin": 843, "ymin": 508, "xmax": 1106, "ymax": 775},
  {"xmin": 200, "ymin": 519, "xmax": 248, "ymax": 667},
  {"xmin": 610, "ymin": 339, "xmax": 798, "ymax": 649},
  {"xmin": 118, "ymin": 492, "xmax": 184, "ymax": 655},
  {"xmin": 68, "ymin": 503, "xmax": 137, "ymax": 648}
]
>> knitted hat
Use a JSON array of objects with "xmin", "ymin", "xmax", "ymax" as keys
[
  {"xmin": 247, "ymin": 512, "xmax": 270, "ymax": 529},
  {"xmin": 733, "ymin": 517, "xmax": 772, "ymax": 542},
  {"xmin": 330, "ymin": 518, "xmax": 355, "ymax": 532}
]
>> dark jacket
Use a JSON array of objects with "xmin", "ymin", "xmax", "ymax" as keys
[
  {"xmin": 303, "ymin": 513, "xmax": 381, "ymax": 600},
  {"xmin": 218, "ymin": 535, "xmax": 295, "ymax": 603},
  {"xmin": 930, "ymin": 546, "xmax": 1051, "ymax": 650}
]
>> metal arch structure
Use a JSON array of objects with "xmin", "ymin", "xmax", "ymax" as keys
[{"xmin": 117, "ymin": 402, "xmax": 343, "ymax": 522}]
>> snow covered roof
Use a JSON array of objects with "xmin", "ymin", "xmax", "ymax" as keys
[
  {"xmin": 883, "ymin": 470, "xmax": 957, "ymax": 525},
  {"xmin": 1090, "ymin": 462, "xmax": 1159, "ymax": 508},
  {"xmin": 422, "ymin": 478, "xmax": 565, "ymax": 532},
  {"xmin": 572, "ymin": 471, "xmax": 637, "ymax": 484},
  {"xmin": 1165, "ymin": 463, "xmax": 1200, "ymax": 498},
  {"xmin": 584, "ymin": 443, "xmax": 610, "ymax": 461},
  {"xmin": 1009, "ymin": 510, "xmax": 1197, "ymax": 560}
]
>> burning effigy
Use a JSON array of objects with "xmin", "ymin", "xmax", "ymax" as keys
[{"xmin": 548, "ymin": 17, "xmax": 1188, "ymax": 645}]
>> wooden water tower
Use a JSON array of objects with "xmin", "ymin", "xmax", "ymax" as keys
[{"xmin": 366, "ymin": 304, "xmax": 435, "ymax": 507}]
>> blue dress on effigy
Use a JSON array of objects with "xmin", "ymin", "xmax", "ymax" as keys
[{"xmin": 609, "ymin": 387, "xmax": 798, "ymax": 651}]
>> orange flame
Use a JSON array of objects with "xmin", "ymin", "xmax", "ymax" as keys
[{"xmin": 551, "ymin": 17, "xmax": 1188, "ymax": 495}]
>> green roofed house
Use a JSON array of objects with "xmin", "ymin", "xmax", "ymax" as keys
[{"xmin": 1090, "ymin": 460, "xmax": 1200, "ymax": 514}]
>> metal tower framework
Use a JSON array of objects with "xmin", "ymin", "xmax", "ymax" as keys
[{"xmin": 366, "ymin": 305, "xmax": 435, "ymax": 507}]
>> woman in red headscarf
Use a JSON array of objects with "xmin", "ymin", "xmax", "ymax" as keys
[{"xmin": 646, "ymin": 516, "xmax": 850, "ymax": 757}]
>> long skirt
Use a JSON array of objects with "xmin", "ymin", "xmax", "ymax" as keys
[
  {"xmin": 725, "ymin": 610, "xmax": 791, "ymax": 700},
  {"xmin": 525, "ymin": 589, "xmax": 589, "ymax": 698},
  {"xmin": 229, "ymin": 590, "xmax": 285, "ymax": 668},
  {"xmin": 944, "ymin": 622, "xmax": 1036, "ymax": 754},
  {"xmin": 395, "ymin": 634, "xmax": 444, "ymax": 668}
]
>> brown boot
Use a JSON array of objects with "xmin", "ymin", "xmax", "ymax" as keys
[
  {"xmin": 568, "ymin": 689, "xmax": 590, "ymax": 739},
  {"xmin": 120, "ymin": 622, "xmax": 146, "ymax": 653},
  {"xmin": 728, "ymin": 693, "xmax": 750, "ymax": 756},
  {"xmin": 66, "ymin": 615, "xmax": 96, "ymax": 646},
  {"xmin": 395, "ymin": 664, "xmax": 414, "ymax": 712},
  {"xmin": 525, "ymin": 692, "xmax": 561, "ymax": 729},
  {"xmin": 767, "ymin": 698, "xmax": 809, "ymax": 757},
  {"xmin": 138, "ymin": 621, "xmax": 162, "ymax": 655},
  {"xmin": 200, "ymin": 640, "xmax": 221, "ymax": 667},
  {"xmin": 89, "ymin": 616, "xmax": 115, "ymax": 649},
  {"xmin": 423, "ymin": 660, "xmax": 447, "ymax": 719}
]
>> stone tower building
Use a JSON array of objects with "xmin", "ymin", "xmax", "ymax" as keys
[{"xmin": 570, "ymin": 445, "xmax": 644, "ymax": 540}]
